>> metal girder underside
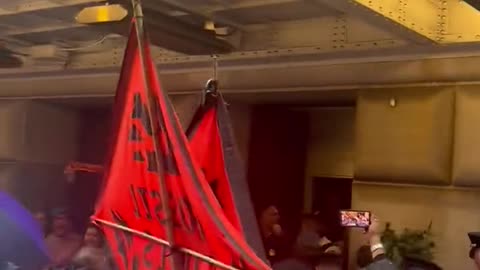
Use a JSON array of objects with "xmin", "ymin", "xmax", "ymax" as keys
[
  {"xmin": 0, "ymin": 0, "xmax": 233, "ymax": 59},
  {"xmin": 316, "ymin": 0, "xmax": 438, "ymax": 44},
  {"xmin": 441, "ymin": 0, "xmax": 480, "ymax": 43},
  {"xmin": 0, "ymin": 14, "xmax": 410, "ymax": 71},
  {"xmin": 318, "ymin": 0, "xmax": 480, "ymax": 44},
  {"xmin": 4, "ymin": 45, "xmax": 480, "ymax": 98},
  {"xmin": 3, "ymin": 0, "xmax": 480, "ymax": 74},
  {"xmin": 5, "ymin": 0, "xmax": 474, "ymax": 72},
  {"xmin": 111, "ymin": 0, "xmax": 235, "ymax": 54},
  {"xmin": 0, "ymin": 0, "xmax": 106, "ymax": 15}
]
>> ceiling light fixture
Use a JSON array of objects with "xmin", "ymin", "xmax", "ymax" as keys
[
  {"xmin": 76, "ymin": 4, "xmax": 128, "ymax": 24},
  {"xmin": 389, "ymin": 97, "xmax": 397, "ymax": 108}
]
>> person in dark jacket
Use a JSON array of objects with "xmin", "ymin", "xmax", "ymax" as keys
[
  {"xmin": 364, "ymin": 215, "xmax": 397, "ymax": 270},
  {"xmin": 356, "ymin": 245, "xmax": 373, "ymax": 269},
  {"xmin": 364, "ymin": 217, "xmax": 443, "ymax": 270},
  {"xmin": 259, "ymin": 205, "xmax": 289, "ymax": 264},
  {"xmin": 402, "ymin": 257, "xmax": 442, "ymax": 270}
]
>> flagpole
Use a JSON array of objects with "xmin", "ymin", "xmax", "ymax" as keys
[
  {"xmin": 129, "ymin": 1, "xmax": 181, "ymax": 269},
  {"xmin": 95, "ymin": 218, "xmax": 241, "ymax": 270}
]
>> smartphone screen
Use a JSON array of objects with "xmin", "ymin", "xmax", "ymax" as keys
[{"xmin": 340, "ymin": 210, "xmax": 371, "ymax": 228}]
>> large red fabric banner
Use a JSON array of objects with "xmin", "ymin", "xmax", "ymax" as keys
[
  {"xmin": 187, "ymin": 98, "xmax": 266, "ymax": 262},
  {"xmin": 187, "ymin": 108, "xmax": 240, "ymax": 229},
  {"xmin": 93, "ymin": 20, "xmax": 270, "ymax": 270}
]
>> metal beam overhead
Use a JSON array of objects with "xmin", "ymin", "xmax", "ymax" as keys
[
  {"xmin": 315, "ymin": 0, "xmax": 438, "ymax": 44},
  {"xmin": 316, "ymin": 0, "xmax": 480, "ymax": 45},
  {"xmin": 207, "ymin": 0, "xmax": 303, "ymax": 11},
  {"xmin": 3, "ymin": 0, "xmax": 480, "ymax": 78},
  {"xmin": 134, "ymin": 0, "xmax": 246, "ymax": 30},
  {"xmin": 439, "ymin": 0, "xmax": 480, "ymax": 43},
  {"xmin": 0, "ymin": 0, "xmax": 106, "ymax": 16},
  {"xmin": 6, "ymin": 50, "xmax": 480, "ymax": 98}
]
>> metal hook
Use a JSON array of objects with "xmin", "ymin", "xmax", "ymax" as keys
[
  {"xmin": 204, "ymin": 55, "xmax": 219, "ymax": 95},
  {"xmin": 201, "ymin": 55, "xmax": 219, "ymax": 106},
  {"xmin": 204, "ymin": 79, "xmax": 218, "ymax": 96}
]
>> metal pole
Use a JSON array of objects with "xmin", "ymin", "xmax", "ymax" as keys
[
  {"xmin": 130, "ymin": 1, "xmax": 181, "ymax": 269},
  {"xmin": 212, "ymin": 54, "xmax": 218, "ymax": 81},
  {"xmin": 95, "ymin": 218, "xmax": 241, "ymax": 270}
]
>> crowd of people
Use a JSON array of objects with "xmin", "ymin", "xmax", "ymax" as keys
[
  {"xmin": 31, "ymin": 205, "xmax": 480, "ymax": 270},
  {"xmin": 258, "ymin": 205, "xmax": 480, "ymax": 270},
  {"xmin": 34, "ymin": 208, "xmax": 114, "ymax": 270}
]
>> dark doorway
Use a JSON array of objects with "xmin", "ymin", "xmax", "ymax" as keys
[
  {"xmin": 312, "ymin": 177, "xmax": 353, "ymax": 269},
  {"xmin": 247, "ymin": 106, "xmax": 310, "ymax": 244}
]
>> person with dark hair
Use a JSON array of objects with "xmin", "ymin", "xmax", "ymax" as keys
[
  {"xmin": 72, "ymin": 224, "xmax": 114, "ymax": 270},
  {"xmin": 45, "ymin": 207, "xmax": 82, "ymax": 268},
  {"xmin": 295, "ymin": 214, "xmax": 341, "ymax": 258},
  {"xmin": 288, "ymin": 214, "xmax": 342, "ymax": 269},
  {"xmin": 34, "ymin": 210, "xmax": 49, "ymax": 236},
  {"xmin": 469, "ymin": 232, "xmax": 480, "ymax": 270},
  {"xmin": 259, "ymin": 205, "xmax": 289, "ymax": 264},
  {"xmin": 356, "ymin": 245, "xmax": 373, "ymax": 269}
]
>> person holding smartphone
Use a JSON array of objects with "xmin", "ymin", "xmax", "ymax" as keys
[{"xmin": 364, "ymin": 215, "xmax": 397, "ymax": 270}]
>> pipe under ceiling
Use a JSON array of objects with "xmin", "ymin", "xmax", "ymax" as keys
[{"xmin": 3, "ymin": 52, "xmax": 480, "ymax": 98}]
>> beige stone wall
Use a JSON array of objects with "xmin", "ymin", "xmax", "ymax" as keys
[
  {"xmin": 0, "ymin": 100, "xmax": 79, "ymax": 210},
  {"xmin": 304, "ymin": 107, "xmax": 480, "ymax": 269}
]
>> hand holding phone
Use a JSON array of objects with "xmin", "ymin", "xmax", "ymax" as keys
[{"xmin": 339, "ymin": 210, "xmax": 371, "ymax": 228}]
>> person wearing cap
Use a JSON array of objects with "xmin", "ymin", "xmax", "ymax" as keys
[
  {"xmin": 44, "ymin": 207, "xmax": 82, "ymax": 268},
  {"xmin": 469, "ymin": 232, "xmax": 480, "ymax": 269}
]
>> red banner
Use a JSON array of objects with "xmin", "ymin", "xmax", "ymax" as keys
[
  {"xmin": 188, "ymin": 108, "xmax": 241, "ymax": 230},
  {"xmin": 93, "ymin": 20, "xmax": 270, "ymax": 270},
  {"xmin": 187, "ymin": 98, "xmax": 266, "ymax": 262}
]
